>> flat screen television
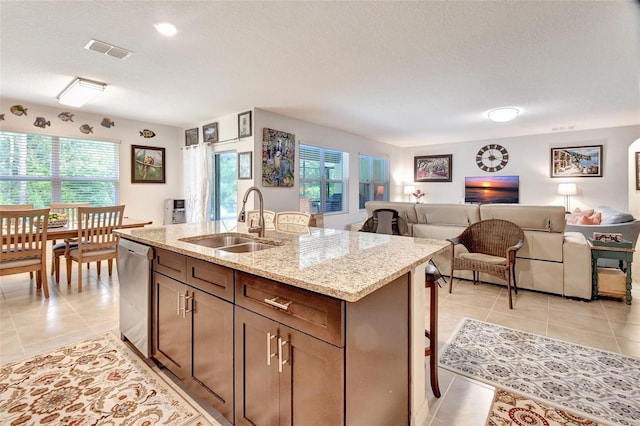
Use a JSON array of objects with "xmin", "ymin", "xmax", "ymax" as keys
[{"xmin": 465, "ymin": 175, "xmax": 519, "ymax": 204}]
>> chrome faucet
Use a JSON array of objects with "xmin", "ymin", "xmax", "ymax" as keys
[{"xmin": 237, "ymin": 186, "xmax": 265, "ymax": 237}]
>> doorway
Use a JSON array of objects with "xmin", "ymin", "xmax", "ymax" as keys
[{"xmin": 212, "ymin": 151, "xmax": 237, "ymax": 221}]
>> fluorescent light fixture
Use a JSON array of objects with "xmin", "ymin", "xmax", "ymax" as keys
[
  {"xmin": 155, "ymin": 22, "xmax": 177, "ymax": 36},
  {"xmin": 487, "ymin": 107, "xmax": 520, "ymax": 122},
  {"xmin": 57, "ymin": 78, "xmax": 106, "ymax": 107}
]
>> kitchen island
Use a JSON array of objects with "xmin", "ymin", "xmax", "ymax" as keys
[{"xmin": 116, "ymin": 221, "xmax": 448, "ymax": 426}]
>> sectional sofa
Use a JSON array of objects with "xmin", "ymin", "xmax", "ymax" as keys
[{"xmin": 363, "ymin": 201, "xmax": 593, "ymax": 299}]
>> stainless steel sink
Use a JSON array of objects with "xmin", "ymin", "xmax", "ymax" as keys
[
  {"xmin": 180, "ymin": 234, "xmax": 280, "ymax": 253},
  {"xmin": 218, "ymin": 242, "xmax": 276, "ymax": 253},
  {"xmin": 180, "ymin": 235, "xmax": 255, "ymax": 248}
]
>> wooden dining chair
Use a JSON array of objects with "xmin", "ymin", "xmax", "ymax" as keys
[
  {"xmin": 1, "ymin": 208, "xmax": 50, "ymax": 297},
  {"xmin": 49, "ymin": 202, "xmax": 90, "ymax": 282},
  {"xmin": 246, "ymin": 210, "xmax": 276, "ymax": 231},
  {"xmin": 64, "ymin": 205, "xmax": 125, "ymax": 290},
  {"xmin": 275, "ymin": 211, "xmax": 311, "ymax": 234}
]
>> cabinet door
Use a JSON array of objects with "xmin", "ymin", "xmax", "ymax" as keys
[
  {"xmin": 279, "ymin": 325, "xmax": 344, "ymax": 426},
  {"xmin": 235, "ymin": 307, "xmax": 280, "ymax": 426},
  {"xmin": 153, "ymin": 273, "xmax": 190, "ymax": 380},
  {"xmin": 192, "ymin": 287, "xmax": 234, "ymax": 421}
]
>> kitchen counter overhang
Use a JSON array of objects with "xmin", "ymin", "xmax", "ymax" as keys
[{"xmin": 115, "ymin": 220, "xmax": 449, "ymax": 303}]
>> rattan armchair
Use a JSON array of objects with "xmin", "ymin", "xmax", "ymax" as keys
[{"xmin": 447, "ymin": 219, "xmax": 524, "ymax": 309}]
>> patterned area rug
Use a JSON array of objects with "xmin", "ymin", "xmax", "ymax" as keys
[
  {"xmin": 440, "ymin": 318, "xmax": 640, "ymax": 426},
  {"xmin": 488, "ymin": 388, "xmax": 605, "ymax": 426},
  {"xmin": 0, "ymin": 332, "xmax": 208, "ymax": 425}
]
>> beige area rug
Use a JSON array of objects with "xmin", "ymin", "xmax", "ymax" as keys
[
  {"xmin": 0, "ymin": 332, "xmax": 208, "ymax": 425},
  {"xmin": 487, "ymin": 388, "xmax": 606, "ymax": 426}
]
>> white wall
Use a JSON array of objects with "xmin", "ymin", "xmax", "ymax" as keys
[
  {"xmin": 252, "ymin": 108, "xmax": 403, "ymax": 229},
  {"xmin": 400, "ymin": 125, "xmax": 640, "ymax": 212},
  {"xmin": 0, "ymin": 98, "xmax": 183, "ymax": 226}
]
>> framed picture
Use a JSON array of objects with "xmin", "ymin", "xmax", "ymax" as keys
[
  {"xmin": 202, "ymin": 122, "xmax": 218, "ymax": 143},
  {"xmin": 262, "ymin": 128, "xmax": 295, "ymax": 187},
  {"xmin": 635, "ymin": 152, "xmax": 640, "ymax": 190},
  {"xmin": 414, "ymin": 154, "xmax": 453, "ymax": 182},
  {"xmin": 131, "ymin": 145, "xmax": 165, "ymax": 183},
  {"xmin": 238, "ymin": 110, "xmax": 252, "ymax": 138},
  {"xmin": 185, "ymin": 128, "xmax": 199, "ymax": 146},
  {"xmin": 550, "ymin": 145, "xmax": 602, "ymax": 178},
  {"xmin": 238, "ymin": 151, "xmax": 252, "ymax": 180}
]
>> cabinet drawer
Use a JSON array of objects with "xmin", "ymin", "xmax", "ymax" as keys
[
  {"xmin": 186, "ymin": 257, "xmax": 234, "ymax": 302},
  {"xmin": 235, "ymin": 272, "xmax": 344, "ymax": 347},
  {"xmin": 154, "ymin": 248, "xmax": 187, "ymax": 282}
]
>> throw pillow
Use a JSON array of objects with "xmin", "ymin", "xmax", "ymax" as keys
[
  {"xmin": 567, "ymin": 208, "xmax": 594, "ymax": 224},
  {"xmin": 596, "ymin": 206, "xmax": 635, "ymax": 224},
  {"xmin": 578, "ymin": 211, "xmax": 602, "ymax": 225}
]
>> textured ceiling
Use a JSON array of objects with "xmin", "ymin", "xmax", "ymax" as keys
[{"xmin": 1, "ymin": 1, "xmax": 639, "ymax": 147}]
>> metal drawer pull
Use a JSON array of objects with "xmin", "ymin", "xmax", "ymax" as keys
[
  {"xmin": 184, "ymin": 293, "xmax": 192, "ymax": 317},
  {"xmin": 264, "ymin": 297, "xmax": 292, "ymax": 311},
  {"xmin": 178, "ymin": 293, "xmax": 185, "ymax": 316},
  {"xmin": 278, "ymin": 337, "xmax": 289, "ymax": 373},
  {"xmin": 266, "ymin": 332, "xmax": 277, "ymax": 365}
]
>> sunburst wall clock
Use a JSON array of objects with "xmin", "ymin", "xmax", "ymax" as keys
[{"xmin": 476, "ymin": 144, "xmax": 509, "ymax": 172}]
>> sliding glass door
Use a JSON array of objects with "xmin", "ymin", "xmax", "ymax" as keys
[{"xmin": 211, "ymin": 151, "xmax": 237, "ymax": 221}]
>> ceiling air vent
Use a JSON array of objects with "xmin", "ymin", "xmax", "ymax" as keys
[{"xmin": 84, "ymin": 39, "xmax": 132, "ymax": 60}]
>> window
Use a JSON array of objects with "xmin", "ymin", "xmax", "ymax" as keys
[
  {"xmin": 0, "ymin": 130, "xmax": 120, "ymax": 207},
  {"xmin": 358, "ymin": 155, "xmax": 389, "ymax": 209},
  {"xmin": 299, "ymin": 145, "xmax": 347, "ymax": 214}
]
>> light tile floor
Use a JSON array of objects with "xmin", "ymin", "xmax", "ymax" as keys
[{"xmin": 1, "ymin": 260, "xmax": 638, "ymax": 426}]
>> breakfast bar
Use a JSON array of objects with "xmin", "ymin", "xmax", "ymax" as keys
[{"xmin": 116, "ymin": 221, "xmax": 448, "ymax": 425}]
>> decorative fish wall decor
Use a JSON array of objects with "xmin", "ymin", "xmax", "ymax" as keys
[
  {"xmin": 139, "ymin": 129, "xmax": 156, "ymax": 138},
  {"xmin": 101, "ymin": 118, "xmax": 115, "ymax": 128},
  {"xmin": 10, "ymin": 105, "xmax": 28, "ymax": 116},
  {"xmin": 58, "ymin": 112, "xmax": 74, "ymax": 122},
  {"xmin": 33, "ymin": 117, "xmax": 51, "ymax": 128},
  {"xmin": 79, "ymin": 124, "xmax": 93, "ymax": 134}
]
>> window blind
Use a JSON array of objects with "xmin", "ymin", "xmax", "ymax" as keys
[{"xmin": 0, "ymin": 130, "xmax": 120, "ymax": 207}]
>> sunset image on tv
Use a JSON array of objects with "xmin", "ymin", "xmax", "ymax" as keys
[{"xmin": 464, "ymin": 176, "xmax": 519, "ymax": 204}]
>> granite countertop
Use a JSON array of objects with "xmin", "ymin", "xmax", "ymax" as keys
[{"xmin": 116, "ymin": 221, "xmax": 449, "ymax": 302}]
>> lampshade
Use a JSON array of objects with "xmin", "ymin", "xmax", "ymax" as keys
[
  {"xmin": 57, "ymin": 77, "xmax": 106, "ymax": 107},
  {"xmin": 403, "ymin": 185, "xmax": 415, "ymax": 195},
  {"xmin": 557, "ymin": 183, "xmax": 577, "ymax": 196},
  {"xmin": 487, "ymin": 107, "xmax": 520, "ymax": 122}
]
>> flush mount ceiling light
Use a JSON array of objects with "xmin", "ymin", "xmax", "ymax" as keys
[
  {"xmin": 154, "ymin": 22, "xmax": 177, "ymax": 36},
  {"xmin": 487, "ymin": 107, "xmax": 520, "ymax": 123},
  {"xmin": 57, "ymin": 77, "xmax": 106, "ymax": 107}
]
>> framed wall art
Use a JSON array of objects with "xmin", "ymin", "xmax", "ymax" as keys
[
  {"xmin": 238, "ymin": 110, "xmax": 252, "ymax": 138},
  {"xmin": 131, "ymin": 145, "xmax": 165, "ymax": 183},
  {"xmin": 185, "ymin": 128, "xmax": 199, "ymax": 146},
  {"xmin": 550, "ymin": 145, "xmax": 602, "ymax": 178},
  {"xmin": 414, "ymin": 154, "xmax": 452, "ymax": 182},
  {"xmin": 238, "ymin": 151, "xmax": 252, "ymax": 180},
  {"xmin": 635, "ymin": 152, "xmax": 640, "ymax": 190},
  {"xmin": 202, "ymin": 122, "xmax": 218, "ymax": 143},
  {"xmin": 262, "ymin": 128, "xmax": 295, "ymax": 187}
]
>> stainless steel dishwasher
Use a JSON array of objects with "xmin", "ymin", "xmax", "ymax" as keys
[{"xmin": 118, "ymin": 238, "xmax": 154, "ymax": 357}]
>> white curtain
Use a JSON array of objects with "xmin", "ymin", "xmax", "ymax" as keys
[{"xmin": 183, "ymin": 143, "xmax": 213, "ymax": 223}]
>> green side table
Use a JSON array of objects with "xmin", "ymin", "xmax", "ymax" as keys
[{"xmin": 588, "ymin": 238, "xmax": 634, "ymax": 305}]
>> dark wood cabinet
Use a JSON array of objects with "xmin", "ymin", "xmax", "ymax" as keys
[
  {"xmin": 235, "ymin": 306, "xmax": 344, "ymax": 426},
  {"xmin": 152, "ymin": 251, "xmax": 234, "ymax": 422}
]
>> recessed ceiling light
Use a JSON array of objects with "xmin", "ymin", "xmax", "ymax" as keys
[
  {"xmin": 155, "ymin": 22, "xmax": 177, "ymax": 37},
  {"xmin": 487, "ymin": 107, "xmax": 520, "ymax": 123}
]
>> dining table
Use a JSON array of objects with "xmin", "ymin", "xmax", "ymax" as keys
[
  {"xmin": 44, "ymin": 217, "xmax": 153, "ymax": 241},
  {"xmin": 1, "ymin": 217, "xmax": 153, "ymax": 244}
]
